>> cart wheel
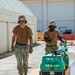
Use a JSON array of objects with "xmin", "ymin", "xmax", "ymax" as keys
[
  {"xmin": 63, "ymin": 71, "xmax": 65, "ymax": 75},
  {"xmin": 55, "ymin": 71, "xmax": 64, "ymax": 75},
  {"xmin": 39, "ymin": 71, "xmax": 42, "ymax": 75}
]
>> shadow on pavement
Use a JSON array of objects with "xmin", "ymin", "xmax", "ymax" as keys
[{"xmin": 0, "ymin": 43, "xmax": 41, "ymax": 59}]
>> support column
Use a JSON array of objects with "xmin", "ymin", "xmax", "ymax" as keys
[{"xmin": 43, "ymin": 0, "xmax": 47, "ymax": 31}]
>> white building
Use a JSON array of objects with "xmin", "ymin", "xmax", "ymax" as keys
[
  {"xmin": 21, "ymin": 0, "xmax": 75, "ymax": 34},
  {"xmin": 0, "ymin": 0, "xmax": 37, "ymax": 54}
]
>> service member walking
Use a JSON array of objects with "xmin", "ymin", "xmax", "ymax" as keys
[{"xmin": 11, "ymin": 15, "xmax": 33, "ymax": 75}]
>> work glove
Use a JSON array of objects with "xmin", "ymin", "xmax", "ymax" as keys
[
  {"xmin": 11, "ymin": 45, "xmax": 15, "ymax": 51},
  {"xmin": 60, "ymin": 40, "xmax": 67, "ymax": 46},
  {"xmin": 62, "ymin": 40, "xmax": 67, "ymax": 43},
  {"xmin": 65, "ymin": 40, "xmax": 67, "ymax": 43},
  {"xmin": 29, "ymin": 46, "xmax": 33, "ymax": 54}
]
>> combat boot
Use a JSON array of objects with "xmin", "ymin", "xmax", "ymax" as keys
[
  {"xmin": 19, "ymin": 74, "xmax": 23, "ymax": 75},
  {"xmin": 24, "ymin": 72, "xmax": 27, "ymax": 75}
]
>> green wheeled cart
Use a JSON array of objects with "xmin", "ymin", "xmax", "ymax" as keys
[{"xmin": 39, "ymin": 41, "xmax": 69, "ymax": 75}]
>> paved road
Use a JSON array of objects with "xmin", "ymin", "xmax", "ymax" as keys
[{"xmin": 0, "ymin": 42, "xmax": 75, "ymax": 75}]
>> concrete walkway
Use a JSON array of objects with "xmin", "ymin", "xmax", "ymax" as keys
[{"xmin": 0, "ymin": 41, "xmax": 75, "ymax": 75}]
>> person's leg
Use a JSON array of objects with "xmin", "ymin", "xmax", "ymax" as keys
[
  {"xmin": 15, "ymin": 44, "xmax": 23, "ymax": 75},
  {"xmin": 22, "ymin": 45, "xmax": 29, "ymax": 75},
  {"xmin": 45, "ymin": 46, "xmax": 52, "ymax": 54},
  {"xmin": 23, "ymin": 56, "xmax": 28, "ymax": 75},
  {"xmin": 52, "ymin": 46, "xmax": 59, "ymax": 52}
]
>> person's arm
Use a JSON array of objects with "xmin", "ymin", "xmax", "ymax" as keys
[
  {"xmin": 11, "ymin": 33, "xmax": 16, "ymax": 49},
  {"xmin": 58, "ymin": 36, "xmax": 64, "ymax": 43},
  {"xmin": 29, "ymin": 36, "xmax": 33, "ymax": 54},
  {"xmin": 44, "ymin": 37, "xmax": 52, "ymax": 42},
  {"xmin": 44, "ymin": 31, "xmax": 52, "ymax": 42},
  {"xmin": 27, "ymin": 27, "xmax": 33, "ymax": 54},
  {"xmin": 29, "ymin": 36, "xmax": 33, "ymax": 47},
  {"xmin": 57, "ymin": 30, "xmax": 64, "ymax": 43}
]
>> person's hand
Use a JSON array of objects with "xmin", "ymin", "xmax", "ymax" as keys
[
  {"xmin": 65, "ymin": 40, "xmax": 67, "ymax": 43},
  {"xmin": 29, "ymin": 46, "xmax": 33, "ymax": 54},
  {"xmin": 11, "ymin": 45, "xmax": 15, "ymax": 51},
  {"xmin": 62, "ymin": 40, "xmax": 67, "ymax": 43},
  {"xmin": 60, "ymin": 40, "xmax": 67, "ymax": 46}
]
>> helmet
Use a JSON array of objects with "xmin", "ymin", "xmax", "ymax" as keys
[
  {"xmin": 18, "ymin": 15, "xmax": 27, "ymax": 23},
  {"xmin": 48, "ymin": 20, "xmax": 56, "ymax": 28},
  {"xmin": 49, "ymin": 20, "xmax": 56, "ymax": 26}
]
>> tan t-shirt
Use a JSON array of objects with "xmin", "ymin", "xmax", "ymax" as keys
[
  {"xmin": 44, "ymin": 29, "xmax": 60, "ymax": 46},
  {"xmin": 13, "ymin": 25, "xmax": 33, "ymax": 44}
]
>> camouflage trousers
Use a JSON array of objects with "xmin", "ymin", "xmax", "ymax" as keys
[
  {"xmin": 45, "ymin": 45, "xmax": 59, "ymax": 54},
  {"xmin": 15, "ymin": 44, "xmax": 29, "ymax": 75}
]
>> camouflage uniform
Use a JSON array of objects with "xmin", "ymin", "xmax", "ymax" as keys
[
  {"xmin": 15, "ymin": 44, "xmax": 29, "ymax": 75},
  {"xmin": 45, "ymin": 45, "xmax": 59, "ymax": 54}
]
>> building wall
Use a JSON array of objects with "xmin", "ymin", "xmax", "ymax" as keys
[
  {"xmin": 21, "ymin": 0, "xmax": 75, "ymax": 33},
  {"xmin": 47, "ymin": 2, "xmax": 75, "ymax": 33},
  {"xmin": 24, "ymin": 2, "xmax": 43, "ymax": 31},
  {"xmin": 0, "ymin": 22, "xmax": 8, "ymax": 53}
]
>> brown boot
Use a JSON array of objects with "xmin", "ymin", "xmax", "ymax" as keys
[
  {"xmin": 24, "ymin": 73, "xmax": 27, "ymax": 75},
  {"xmin": 20, "ymin": 74, "xmax": 23, "ymax": 75}
]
